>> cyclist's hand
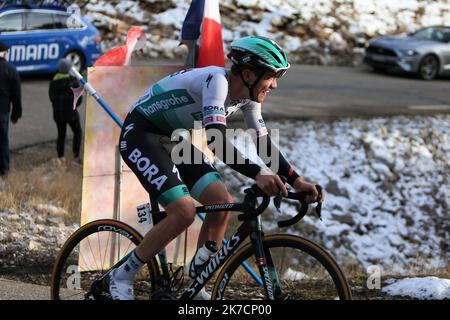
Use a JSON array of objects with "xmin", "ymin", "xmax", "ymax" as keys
[
  {"xmin": 293, "ymin": 178, "xmax": 324, "ymax": 204},
  {"xmin": 255, "ymin": 171, "xmax": 288, "ymax": 197}
]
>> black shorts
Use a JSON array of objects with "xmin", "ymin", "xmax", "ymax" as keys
[{"xmin": 119, "ymin": 110, "xmax": 223, "ymax": 207}]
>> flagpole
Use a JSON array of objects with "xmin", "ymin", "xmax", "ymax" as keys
[{"xmin": 70, "ymin": 67, "xmax": 124, "ymax": 128}]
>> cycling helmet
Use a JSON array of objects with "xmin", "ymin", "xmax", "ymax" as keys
[
  {"xmin": 228, "ymin": 36, "xmax": 290, "ymax": 101},
  {"xmin": 228, "ymin": 36, "xmax": 290, "ymax": 78}
]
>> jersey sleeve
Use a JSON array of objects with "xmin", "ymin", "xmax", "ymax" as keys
[
  {"xmin": 201, "ymin": 72, "xmax": 228, "ymax": 127},
  {"xmin": 241, "ymin": 102, "xmax": 301, "ymax": 186},
  {"xmin": 241, "ymin": 102, "xmax": 268, "ymax": 137}
]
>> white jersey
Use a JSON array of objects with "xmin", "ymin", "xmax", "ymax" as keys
[{"xmin": 130, "ymin": 66, "xmax": 268, "ymax": 137}]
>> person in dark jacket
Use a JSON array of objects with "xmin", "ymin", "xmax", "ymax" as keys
[
  {"xmin": 0, "ymin": 42, "xmax": 22, "ymax": 176},
  {"xmin": 49, "ymin": 58, "xmax": 83, "ymax": 163}
]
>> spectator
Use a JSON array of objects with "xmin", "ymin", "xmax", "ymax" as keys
[
  {"xmin": 0, "ymin": 42, "xmax": 22, "ymax": 177},
  {"xmin": 49, "ymin": 58, "xmax": 83, "ymax": 164}
]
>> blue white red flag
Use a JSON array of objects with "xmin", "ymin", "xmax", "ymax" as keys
[{"xmin": 181, "ymin": 0, "xmax": 225, "ymax": 67}]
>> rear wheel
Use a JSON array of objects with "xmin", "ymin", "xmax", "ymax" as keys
[
  {"xmin": 51, "ymin": 219, "xmax": 160, "ymax": 300},
  {"xmin": 418, "ymin": 55, "xmax": 439, "ymax": 80},
  {"xmin": 212, "ymin": 234, "xmax": 352, "ymax": 300}
]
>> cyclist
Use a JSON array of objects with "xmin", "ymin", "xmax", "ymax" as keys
[{"xmin": 103, "ymin": 36, "xmax": 322, "ymax": 300}]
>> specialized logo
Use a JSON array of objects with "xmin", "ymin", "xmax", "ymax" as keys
[
  {"xmin": 172, "ymin": 164, "xmax": 182, "ymax": 181},
  {"xmin": 123, "ymin": 123, "xmax": 134, "ymax": 139},
  {"xmin": 204, "ymin": 204, "xmax": 233, "ymax": 211},
  {"xmin": 137, "ymin": 89, "xmax": 195, "ymax": 118},
  {"xmin": 261, "ymin": 266, "xmax": 274, "ymax": 299},
  {"xmin": 7, "ymin": 44, "xmax": 59, "ymax": 62},
  {"xmin": 120, "ymin": 141, "xmax": 127, "ymax": 151},
  {"xmin": 187, "ymin": 233, "xmax": 241, "ymax": 298},
  {"xmin": 128, "ymin": 148, "xmax": 168, "ymax": 191},
  {"xmin": 225, "ymin": 104, "xmax": 240, "ymax": 118},
  {"xmin": 217, "ymin": 273, "xmax": 230, "ymax": 300},
  {"xmin": 206, "ymin": 74, "xmax": 213, "ymax": 88}
]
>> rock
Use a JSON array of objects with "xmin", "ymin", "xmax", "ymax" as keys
[
  {"xmin": 28, "ymin": 240, "xmax": 41, "ymax": 251},
  {"xmin": 10, "ymin": 232, "xmax": 20, "ymax": 239},
  {"xmin": 331, "ymin": 212, "xmax": 356, "ymax": 225},
  {"xmin": 46, "ymin": 216, "xmax": 65, "ymax": 227},
  {"xmin": 7, "ymin": 214, "xmax": 20, "ymax": 222},
  {"xmin": 326, "ymin": 179, "xmax": 350, "ymax": 198}
]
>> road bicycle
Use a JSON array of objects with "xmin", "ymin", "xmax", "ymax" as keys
[{"xmin": 51, "ymin": 184, "xmax": 352, "ymax": 300}]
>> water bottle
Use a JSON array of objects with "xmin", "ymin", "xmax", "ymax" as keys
[{"xmin": 188, "ymin": 240, "xmax": 218, "ymax": 278}]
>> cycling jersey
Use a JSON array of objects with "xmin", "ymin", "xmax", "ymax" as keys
[
  {"xmin": 130, "ymin": 66, "xmax": 268, "ymax": 137},
  {"xmin": 120, "ymin": 66, "xmax": 300, "ymax": 207}
]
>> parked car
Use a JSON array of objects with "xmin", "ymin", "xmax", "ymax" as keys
[
  {"xmin": 0, "ymin": 2, "xmax": 102, "ymax": 74},
  {"xmin": 364, "ymin": 26, "xmax": 450, "ymax": 80}
]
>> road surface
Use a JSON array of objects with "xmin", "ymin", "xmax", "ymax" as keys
[{"xmin": 10, "ymin": 63, "xmax": 450, "ymax": 150}]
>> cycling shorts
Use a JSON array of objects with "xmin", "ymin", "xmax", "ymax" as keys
[{"xmin": 119, "ymin": 110, "xmax": 223, "ymax": 207}]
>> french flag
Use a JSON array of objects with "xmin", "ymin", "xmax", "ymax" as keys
[{"xmin": 181, "ymin": 0, "xmax": 225, "ymax": 68}]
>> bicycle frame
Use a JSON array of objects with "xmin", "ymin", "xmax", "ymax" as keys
[{"xmin": 150, "ymin": 202, "xmax": 279, "ymax": 300}]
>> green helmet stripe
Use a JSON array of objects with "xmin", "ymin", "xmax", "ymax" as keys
[{"xmin": 229, "ymin": 36, "xmax": 290, "ymax": 73}]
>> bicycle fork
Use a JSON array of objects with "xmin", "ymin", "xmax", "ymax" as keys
[{"xmin": 250, "ymin": 219, "xmax": 282, "ymax": 300}]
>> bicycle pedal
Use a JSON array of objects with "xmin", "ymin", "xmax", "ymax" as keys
[{"xmin": 90, "ymin": 277, "xmax": 113, "ymax": 301}]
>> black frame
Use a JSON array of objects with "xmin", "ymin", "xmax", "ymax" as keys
[{"xmin": 149, "ymin": 201, "xmax": 277, "ymax": 300}]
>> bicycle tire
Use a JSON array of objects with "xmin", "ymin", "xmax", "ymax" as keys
[
  {"xmin": 51, "ymin": 219, "xmax": 160, "ymax": 300},
  {"xmin": 211, "ymin": 234, "xmax": 352, "ymax": 300}
]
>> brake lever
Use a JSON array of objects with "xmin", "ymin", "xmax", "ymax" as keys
[
  {"xmin": 273, "ymin": 194, "xmax": 282, "ymax": 212},
  {"xmin": 314, "ymin": 185, "xmax": 323, "ymax": 220},
  {"xmin": 273, "ymin": 176, "xmax": 287, "ymax": 213}
]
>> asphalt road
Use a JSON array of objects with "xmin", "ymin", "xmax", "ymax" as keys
[
  {"xmin": 0, "ymin": 278, "xmax": 49, "ymax": 300},
  {"xmin": 10, "ymin": 63, "xmax": 450, "ymax": 150}
]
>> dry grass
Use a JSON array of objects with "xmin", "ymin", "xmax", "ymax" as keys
[{"xmin": 0, "ymin": 143, "xmax": 82, "ymax": 224}]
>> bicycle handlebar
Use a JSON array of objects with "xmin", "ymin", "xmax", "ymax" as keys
[{"xmin": 237, "ymin": 184, "xmax": 323, "ymax": 228}]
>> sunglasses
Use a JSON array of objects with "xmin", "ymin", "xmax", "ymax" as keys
[{"xmin": 275, "ymin": 69, "xmax": 288, "ymax": 79}]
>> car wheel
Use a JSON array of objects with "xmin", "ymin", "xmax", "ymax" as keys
[
  {"xmin": 372, "ymin": 66, "xmax": 386, "ymax": 73},
  {"xmin": 64, "ymin": 51, "xmax": 85, "ymax": 73},
  {"xmin": 418, "ymin": 55, "xmax": 439, "ymax": 80}
]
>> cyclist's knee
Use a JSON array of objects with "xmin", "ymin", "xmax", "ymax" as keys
[
  {"xmin": 204, "ymin": 192, "xmax": 233, "ymax": 222},
  {"xmin": 201, "ymin": 187, "xmax": 234, "ymax": 206},
  {"xmin": 165, "ymin": 197, "xmax": 196, "ymax": 228}
]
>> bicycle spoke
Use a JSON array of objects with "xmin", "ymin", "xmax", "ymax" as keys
[
  {"xmin": 101, "ymin": 231, "xmax": 112, "ymax": 270},
  {"xmin": 86, "ymin": 236, "xmax": 100, "ymax": 271}
]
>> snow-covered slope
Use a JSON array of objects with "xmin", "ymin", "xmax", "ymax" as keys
[
  {"xmin": 383, "ymin": 277, "xmax": 450, "ymax": 299},
  {"xmin": 81, "ymin": 0, "xmax": 450, "ymax": 65},
  {"xmin": 223, "ymin": 115, "xmax": 449, "ymax": 274}
]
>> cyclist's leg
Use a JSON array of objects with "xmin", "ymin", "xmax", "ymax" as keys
[
  {"xmin": 119, "ymin": 113, "xmax": 197, "ymax": 263},
  {"xmin": 196, "ymin": 182, "xmax": 233, "ymax": 248},
  {"xmin": 177, "ymin": 145, "xmax": 233, "ymax": 249}
]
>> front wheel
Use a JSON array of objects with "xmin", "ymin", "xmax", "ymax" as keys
[
  {"xmin": 51, "ymin": 219, "xmax": 160, "ymax": 300},
  {"xmin": 211, "ymin": 234, "xmax": 352, "ymax": 300}
]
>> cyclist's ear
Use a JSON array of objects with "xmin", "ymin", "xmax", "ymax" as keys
[{"xmin": 241, "ymin": 67, "xmax": 256, "ymax": 82}]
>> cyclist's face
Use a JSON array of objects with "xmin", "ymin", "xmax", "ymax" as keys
[
  {"xmin": 253, "ymin": 71, "xmax": 278, "ymax": 103},
  {"xmin": 241, "ymin": 69, "xmax": 278, "ymax": 103}
]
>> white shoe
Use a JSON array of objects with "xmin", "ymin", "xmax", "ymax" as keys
[
  {"xmin": 193, "ymin": 288, "xmax": 211, "ymax": 300},
  {"xmin": 108, "ymin": 269, "xmax": 134, "ymax": 300}
]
